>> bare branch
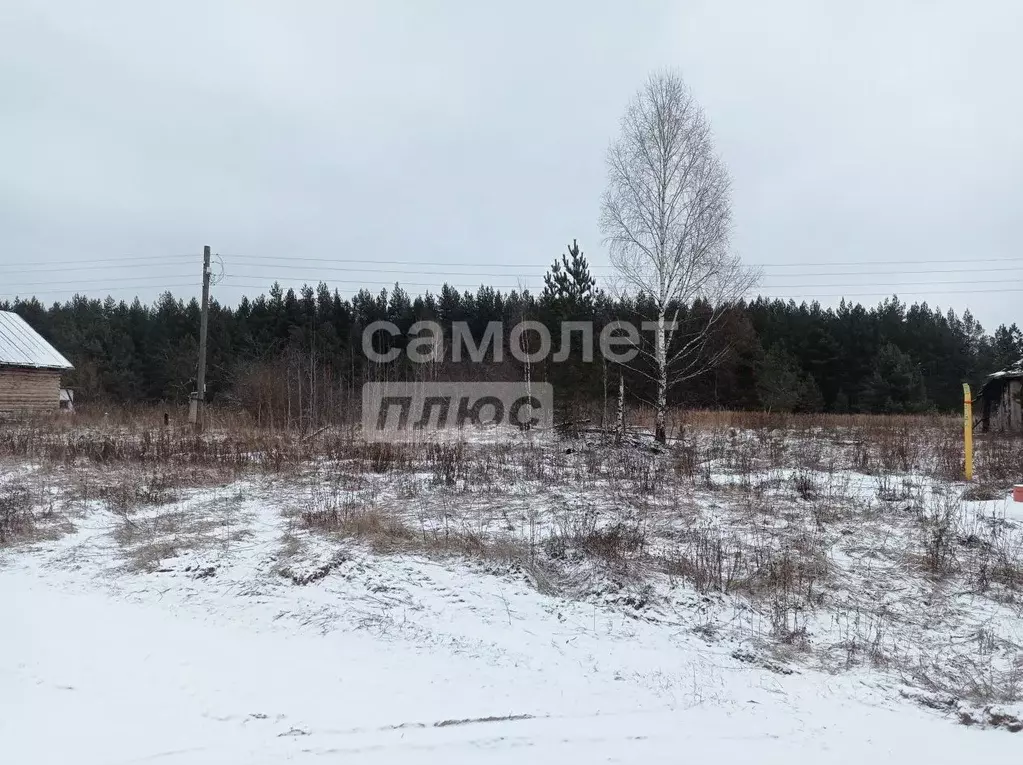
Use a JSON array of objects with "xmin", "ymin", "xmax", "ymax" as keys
[{"xmin": 599, "ymin": 69, "xmax": 759, "ymax": 441}]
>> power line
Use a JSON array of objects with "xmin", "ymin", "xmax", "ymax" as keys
[
  {"xmin": 4, "ymin": 252, "xmax": 1022, "ymax": 276},
  {"xmin": 213, "ymin": 275, "xmax": 1020, "ymax": 289},
  {"xmin": 757, "ymin": 278, "xmax": 1023, "ymax": 288},
  {"xmin": 3, "ymin": 245, "xmax": 1022, "ymax": 303},
  {"xmin": 220, "ymin": 253, "xmax": 1023, "ymax": 268},
  {"xmin": 0, "ymin": 276, "xmax": 199, "ymax": 288},
  {"xmin": 0, "ymin": 283, "xmax": 199, "ymax": 299},
  {"xmin": 4, "ymin": 262, "xmax": 1022, "ymax": 282},
  {"xmin": 3, "ymin": 251, "xmax": 1022, "ymax": 271},
  {"xmin": 0, "ymin": 262, "xmax": 199, "ymax": 276},
  {"xmin": 2, "ymin": 263, "xmax": 1020, "ymax": 292},
  {"xmin": 219, "ymin": 260, "xmax": 1023, "ymax": 278},
  {"xmin": 2, "ymin": 273, "xmax": 1020, "ymax": 293},
  {"xmin": 751, "ymin": 256, "xmax": 1023, "ymax": 268},
  {"xmin": 750, "ymin": 288, "xmax": 1023, "ymax": 299},
  {"xmin": 764, "ymin": 266, "xmax": 1023, "ymax": 277},
  {"xmin": 0, "ymin": 254, "xmax": 195, "ymax": 270},
  {"xmin": 4, "ymin": 281, "xmax": 1023, "ymax": 302}
]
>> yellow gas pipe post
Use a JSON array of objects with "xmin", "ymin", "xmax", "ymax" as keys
[{"xmin": 963, "ymin": 383, "xmax": 973, "ymax": 482}]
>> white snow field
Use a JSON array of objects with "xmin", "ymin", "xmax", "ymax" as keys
[
  {"xmin": 2, "ymin": 424, "xmax": 1022, "ymax": 763},
  {"xmin": 2, "ymin": 527, "xmax": 1016, "ymax": 765}
]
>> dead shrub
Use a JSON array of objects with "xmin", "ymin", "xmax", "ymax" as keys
[
  {"xmin": 301, "ymin": 504, "xmax": 415, "ymax": 552},
  {"xmin": 740, "ymin": 544, "xmax": 828, "ymax": 601},
  {"xmin": 962, "ymin": 483, "xmax": 1005, "ymax": 502},
  {"xmin": 875, "ymin": 471, "xmax": 915, "ymax": 503},
  {"xmin": 910, "ymin": 653, "xmax": 1023, "ymax": 706},
  {"xmin": 876, "ymin": 424, "xmax": 920, "ymax": 473},
  {"xmin": 663, "ymin": 532, "xmax": 739, "ymax": 593},
  {"xmin": 671, "ymin": 445, "xmax": 698, "ymax": 482},
  {"xmin": 358, "ymin": 441, "xmax": 403, "ymax": 473},
  {"xmin": 540, "ymin": 507, "xmax": 648, "ymax": 572},
  {"xmin": 663, "ymin": 522, "xmax": 827, "ymax": 608},
  {"xmin": 976, "ymin": 436, "xmax": 1023, "ymax": 484},
  {"xmin": 931, "ymin": 426, "xmax": 964, "ymax": 481},
  {"xmin": 0, "ymin": 484, "xmax": 33, "ymax": 544},
  {"xmin": 426, "ymin": 442, "xmax": 466, "ymax": 486},
  {"xmin": 969, "ymin": 530, "xmax": 1023, "ymax": 596},
  {"xmin": 770, "ymin": 598, "xmax": 810, "ymax": 649},
  {"xmin": 919, "ymin": 491, "xmax": 962, "ymax": 575},
  {"xmin": 100, "ymin": 468, "xmax": 180, "ymax": 517},
  {"xmin": 793, "ymin": 470, "xmax": 816, "ymax": 501},
  {"xmin": 577, "ymin": 522, "xmax": 646, "ymax": 562},
  {"xmin": 830, "ymin": 607, "xmax": 893, "ymax": 670}
]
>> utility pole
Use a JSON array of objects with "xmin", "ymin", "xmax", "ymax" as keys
[
  {"xmin": 963, "ymin": 382, "xmax": 973, "ymax": 481},
  {"xmin": 190, "ymin": 245, "xmax": 212, "ymax": 432}
]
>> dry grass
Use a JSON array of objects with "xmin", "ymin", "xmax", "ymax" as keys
[
  {"xmin": 301, "ymin": 503, "xmax": 416, "ymax": 551},
  {"xmin": 111, "ymin": 492, "xmax": 250, "ymax": 573},
  {"xmin": 0, "ymin": 483, "xmax": 34, "ymax": 545},
  {"xmin": 0, "ymin": 465, "xmax": 76, "ymax": 547},
  {"xmin": 3, "ymin": 403, "xmax": 1022, "ymax": 707},
  {"xmin": 2, "ymin": 403, "xmax": 1015, "ymax": 484},
  {"xmin": 299, "ymin": 498, "xmax": 530, "ymax": 564}
]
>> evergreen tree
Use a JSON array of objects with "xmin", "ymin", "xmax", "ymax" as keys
[
  {"xmin": 540, "ymin": 240, "xmax": 599, "ymax": 420},
  {"xmin": 756, "ymin": 345, "xmax": 822, "ymax": 413},
  {"xmin": 541, "ymin": 239, "xmax": 596, "ymax": 310},
  {"xmin": 861, "ymin": 342, "xmax": 929, "ymax": 413},
  {"xmin": 4, "ymin": 277, "xmax": 1017, "ymax": 418},
  {"xmin": 990, "ymin": 324, "xmax": 1023, "ymax": 371}
]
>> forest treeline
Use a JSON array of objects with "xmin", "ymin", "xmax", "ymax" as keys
[{"xmin": 3, "ymin": 251, "xmax": 1020, "ymax": 428}]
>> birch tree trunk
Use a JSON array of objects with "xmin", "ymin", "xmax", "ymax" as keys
[
  {"xmin": 617, "ymin": 371, "xmax": 626, "ymax": 440},
  {"xmin": 601, "ymin": 356, "xmax": 608, "ymax": 430},
  {"xmin": 654, "ymin": 310, "xmax": 668, "ymax": 443}
]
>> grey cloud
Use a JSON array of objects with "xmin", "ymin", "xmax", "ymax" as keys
[{"xmin": 1, "ymin": 0, "xmax": 1019, "ymax": 327}]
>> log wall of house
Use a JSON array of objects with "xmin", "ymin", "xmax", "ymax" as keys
[
  {"xmin": 1008, "ymin": 379, "xmax": 1022, "ymax": 433},
  {"xmin": 990, "ymin": 378, "xmax": 1023, "ymax": 433},
  {"xmin": 0, "ymin": 366, "xmax": 63, "ymax": 413}
]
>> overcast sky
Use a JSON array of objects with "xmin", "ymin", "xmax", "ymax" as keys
[{"xmin": 1, "ymin": 1, "xmax": 1020, "ymax": 329}]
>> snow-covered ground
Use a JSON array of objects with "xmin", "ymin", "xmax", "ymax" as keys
[{"xmin": 2, "ymin": 427, "xmax": 1022, "ymax": 762}]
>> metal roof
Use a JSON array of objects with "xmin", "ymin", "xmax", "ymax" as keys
[
  {"xmin": 989, "ymin": 357, "xmax": 1023, "ymax": 380},
  {"xmin": 0, "ymin": 311, "xmax": 73, "ymax": 370}
]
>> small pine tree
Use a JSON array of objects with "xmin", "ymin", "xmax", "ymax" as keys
[
  {"xmin": 541, "ymin": 240, "xmax": 598, "ymax": 423},
  {"xmin": 756, "ymin": 345, "xmax": 803, "ymax": 412},
  {"xmin": 756, "ymin": 344, "xmax": 826, "ymax": 413},
  {"xmin": 541, "ymin": 239, "xmax": 596, "ymax": 312},
  {"xmin": 833, "ymin": 388, "xmax": 851, "ymax": 413},
  {"xmin": 861, "ymin": 343, "xmax": 929, "ymax": 413}
]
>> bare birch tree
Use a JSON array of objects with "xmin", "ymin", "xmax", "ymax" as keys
[{"xmin": 600, "ymin": 70, "xmax": 758, "ymax": 442}]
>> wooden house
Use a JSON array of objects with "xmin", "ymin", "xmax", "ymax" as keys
[
  {"xmin": 0, "ymin": 311, "xmax": 74, "ymax": 414},
  {"xmin": 979, "ymin": 358, "xmax": 1023, "ymax": 434}
]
